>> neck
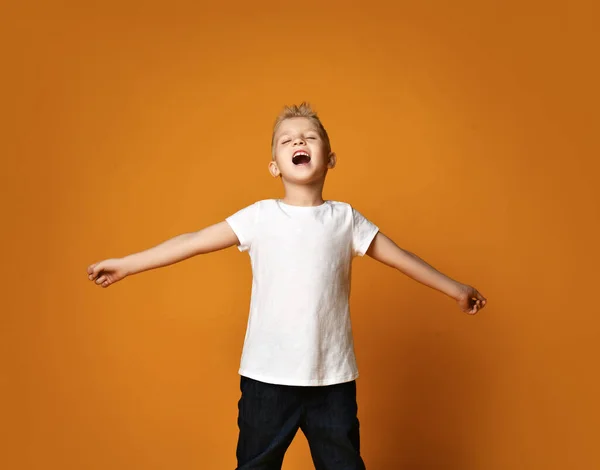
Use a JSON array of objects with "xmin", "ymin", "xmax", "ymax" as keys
[{"xmin": 281, "ymin": 180, "xmax": 325, "ymax": 207}]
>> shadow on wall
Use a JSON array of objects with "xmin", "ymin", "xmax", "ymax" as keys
[{"xmin": 361, "ymin": 305, "xmax": 490, "ymax": 470}]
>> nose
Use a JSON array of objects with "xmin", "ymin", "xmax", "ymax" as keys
[{"xmin": 293, "ymin": 137, "xmax": 306, "ymax": 146}]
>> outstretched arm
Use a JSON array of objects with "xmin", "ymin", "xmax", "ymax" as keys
[
  {"xmin": 88, "ymin": 221, "xmax": 239, "ymax": 288},
  {"xmin": 366, "ymin": 232, "xmax": 487, "ymax": 314}
]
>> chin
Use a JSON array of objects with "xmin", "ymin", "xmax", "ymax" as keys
[{"xmin": 282, "ymin": 172, "xmax": 326, "ymax": 185}]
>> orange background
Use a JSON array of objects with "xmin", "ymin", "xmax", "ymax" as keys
[{"xmin": 2, "ymin": 1, "xmax": 599, "ymax": 469}]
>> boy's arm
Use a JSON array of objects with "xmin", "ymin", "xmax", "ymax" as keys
[
  {"xmin": 124, "ymin": 221, "xmax": 239, "ymax": 274},
  {"xmin": 88, "ymin": 221, "xmax": 240, "ymax": 288},
  {"xmin": 366, "ymin": 232, "xmax": 487, "ymax": 314}
]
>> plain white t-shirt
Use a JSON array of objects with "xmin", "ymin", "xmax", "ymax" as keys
[{"xmin": 225, "ymin": 199, "xmax": 379, "ymax": 386}]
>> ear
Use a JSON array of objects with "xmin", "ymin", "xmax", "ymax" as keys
[
  {"xmin": 268, "ymin": 160, "xmax": 281, "ymax": 177},
  {"xmin": 327, "ymin": 152, "xmax": 337, "ymax": 169}
]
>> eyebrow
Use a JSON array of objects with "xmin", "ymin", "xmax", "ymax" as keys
[{"xmin": 276, "ymin": 129, "xmax": 320, "ymax": 140}]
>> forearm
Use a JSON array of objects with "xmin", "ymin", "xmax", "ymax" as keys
[
  {"xmin": 122, "ymin": 233, "xmax": 198, "ymax": 275},
  {"xmin": 367, "ymin": 233, "xmax": 466, "ymax": 300},
  {"xmin": 391, "ymin": 249, "xmax": 464, "ymax": 299},
  {"xmin": 123, "ymin": 221, "xmax": 238, "ymax": 276}
]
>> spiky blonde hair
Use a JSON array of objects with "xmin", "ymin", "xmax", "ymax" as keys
[{"xmin": 271, "ymin": 102, "xmax": 331, "ymax": 158}]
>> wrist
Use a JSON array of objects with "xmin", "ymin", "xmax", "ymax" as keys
[
  {"xmin": 450, "ymin": 282, "xmax": 468, "ymax": 301},
  {"xmin": 121, "ymin": 256, "xmax": 136, "ymax": 276}
]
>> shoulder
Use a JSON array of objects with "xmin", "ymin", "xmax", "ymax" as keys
[
  {"xmin": 257, "ymin": 199, "xmax": 279, "ymax": 206},
  {"xmin": 234, "ymin": 199, "xmax": 278, "ymax": 210},
  {"xmin": 327, "ymin": 201, "xmax": 376, "ymax": 225},
  {"xmin": 326, "ymin": 200, "xmax": 352, "ymax": 209},
  {"xmin": 326, "ymin": 200, "xmax": 358, "ymax": 214},
  {"xmin": 243, "ymin": 199, "xmax": 281, "ymax": 217},
  {"xmin": 253, "ymin": 199, "xmax": 280, "ymax": 212}
]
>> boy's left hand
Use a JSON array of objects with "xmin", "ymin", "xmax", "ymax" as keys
[{"xmin": 456, "ymin": 285, "xmax": 487, "ymax": 315}]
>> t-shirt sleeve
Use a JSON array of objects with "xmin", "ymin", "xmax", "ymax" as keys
[
  {"xmin": 225, "ymin": 202, "xmax": 259, "ymax": 252},
  {"xmin": 352, "ymin": 208, "xmax": 379, "ymax": 257}
]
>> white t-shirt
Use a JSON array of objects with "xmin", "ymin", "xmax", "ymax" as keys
[{"xmin": 225, "ymin": 199, "xmax": 379, "ymax": 386}]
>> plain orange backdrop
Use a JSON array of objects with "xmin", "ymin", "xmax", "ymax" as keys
[{"xmin": 2, "ymin": 0, "xmax": 599, "ymax": 469}]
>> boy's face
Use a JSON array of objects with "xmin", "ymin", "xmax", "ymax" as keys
[{"xmin": 269, "ymin": 117, "xmax": 336, "ymax": 184}]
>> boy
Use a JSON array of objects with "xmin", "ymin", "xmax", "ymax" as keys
[{"xmin": 87, "ymin": 103, "xmax": 487, "ymax": 469}]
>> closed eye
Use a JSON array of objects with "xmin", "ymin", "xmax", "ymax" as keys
[{"xmin": 281, "ymin": 139, "xmax": 291, "ymax": 144}]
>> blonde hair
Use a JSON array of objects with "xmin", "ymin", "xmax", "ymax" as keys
[{"xmin": 271, "ymin": 102, "xmax": 331, "ymax": 158}]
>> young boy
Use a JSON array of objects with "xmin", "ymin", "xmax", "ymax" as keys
[{"xmin": 87, "ymin": 103, "xmax": 487, "ymax": 470}]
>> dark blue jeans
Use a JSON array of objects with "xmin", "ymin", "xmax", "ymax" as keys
[{"xmin": 236, "ymin": 376, "xmax": 366, "ymax": 469}]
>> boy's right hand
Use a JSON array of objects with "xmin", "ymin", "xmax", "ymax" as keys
[{"xmin": 87, "ymin": 259, "xmax": 129, "ymax": 288}]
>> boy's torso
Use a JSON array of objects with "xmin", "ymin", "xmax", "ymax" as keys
[{"xmin": 226, "ymin": 200, "xmax": 378, "ymax": 386}]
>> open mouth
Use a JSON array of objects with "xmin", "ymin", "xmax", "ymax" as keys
[{"xmin": 292, "ymin": 151, "xmax": 311, "ymax": 165}]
